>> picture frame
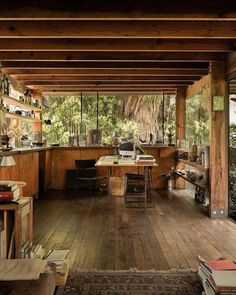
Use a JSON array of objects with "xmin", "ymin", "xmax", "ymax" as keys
[
  {"xmin": 88, "ymin": 129, "xmax": 102, "ymax": 145},
  {"xmin": 212, "ymin": 96, "xmax": 224, "ymax": 111}
]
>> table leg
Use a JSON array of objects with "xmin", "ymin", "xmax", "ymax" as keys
[
  {"xmin": 107, "ymin": 166, "xmax": 112, "ymax": 203},
  {"xmin": 144, "ymin": 166, "xmax": 149, "ymax": 210}
]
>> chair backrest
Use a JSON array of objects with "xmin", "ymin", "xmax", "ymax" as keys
[{"xmin": 75, "ymin": 159, "xmax": 96, "ymax": 170}]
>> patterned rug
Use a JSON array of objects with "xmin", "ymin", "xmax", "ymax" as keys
[{"xmin": 62, "ymin": 270, "xmax": 203, "ymax": 295}]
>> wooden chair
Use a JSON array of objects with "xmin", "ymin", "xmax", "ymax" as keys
[
  {"xmin": 125, "ymin": 167, "xmax": 154, "ymax": 207},
  {"xmin": 75, "ymin": 159, "xmax": 107, "ymax": 196}
]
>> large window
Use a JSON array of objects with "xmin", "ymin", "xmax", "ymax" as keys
[
  {"xmin": 42, "ymin": 93, "xmax": 176, "ymax": 146},
  {"xmin": 186, "ymin": 92, "xmax": 210, "ymax": 148}
]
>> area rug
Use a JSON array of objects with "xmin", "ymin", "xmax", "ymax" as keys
[{"xmin": 62, "ymin": 270, "xmax": 203, "ymax": 295}]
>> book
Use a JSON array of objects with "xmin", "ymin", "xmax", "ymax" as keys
[
  {"xmin": 46, "ymin": 249, "xmax": 69, "ymax": 264},
  {"xmin": 199, "ymin": 255, "xmax": 236, "ymax": 272},
  {"xmin": 203, "ymin": 279, "xmax": 215, "ymax": 295},
  {"xmin": 198, "ymin": 256, "xmax": 236, "ymax": 294},
  {"xmin": 0, "ymin": 188, "xmax": 21, "ymax": 201},
  {"xmin": 21, "ymin": 241, "xmax": 33, "ymax": 259},
  {"xmin": 211, "ymin": 270, "xmax": 236, "ymax": 290},
  {"xmin": 206, "ymin": 259, "xmax": 236, "ymax": 271},
  {"xmin": 0, "ymin": 184, "xmax": 18, "ymax": 192}
]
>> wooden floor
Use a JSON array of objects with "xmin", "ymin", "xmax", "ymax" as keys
[{"xmin": 33, "ymin": 189, "xmax": 236, "ymax": 271}]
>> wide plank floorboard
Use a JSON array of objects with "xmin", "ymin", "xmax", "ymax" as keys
[{"xmin": 33, "ymin": 189, "xmax": 236, "ymax": 271}]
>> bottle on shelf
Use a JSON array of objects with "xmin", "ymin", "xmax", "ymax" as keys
[{"xmin": 191, "ymin": 140, "xmax": 198, "ymax": 162}]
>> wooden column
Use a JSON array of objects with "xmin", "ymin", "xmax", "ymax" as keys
[
  {"xmin": 209, "ymin": 61, "xmax": 228, "ymax": 217},
  {"xmin": 175, "ymin": 87, "xmax": 186, "ymax": 189},
  {"xmin": 176, "ymin": 87, "xmax": 186, "ymax": 141}
]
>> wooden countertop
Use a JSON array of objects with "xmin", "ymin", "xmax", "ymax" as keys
[{"xmin": 0, "ymin": 145, "xmax": 176, "ymax": 156}]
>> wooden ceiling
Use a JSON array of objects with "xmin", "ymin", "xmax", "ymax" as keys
[{"xmin": 0, "ymin": 1, "xmax": 236, "ymax": 95}]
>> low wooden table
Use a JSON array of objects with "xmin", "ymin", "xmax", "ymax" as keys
[
  {"xmin": 55, "ymin": 260, "xmax": 70, "ymax": 286},
  {"xmin": 0, "ymin": 197, "xmax": 33, "ymax": 258},
  {"xmin": 55, "ymin": 260, "xmax": 70, "ymax": 294}
]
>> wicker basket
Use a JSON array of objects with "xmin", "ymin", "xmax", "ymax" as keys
[{"xmin": 109, "ymin": 176, "xmax": 127, "ymax": 196}]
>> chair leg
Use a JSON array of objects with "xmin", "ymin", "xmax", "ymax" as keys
[{"xmin": 88, "ymin": 180, "xmax": 92, "ymax": 197}]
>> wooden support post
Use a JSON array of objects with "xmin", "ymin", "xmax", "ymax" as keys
[
  {"xmin": 176, "ymin": 87, "xmax": 186, "ymax": 141},
  {"xmin": 175, "ymin": 87, "xmax": 186, "ymax": 189},
  {"xmin": 209, "ymin": 61, "xmax": 228, "ymax": 218}
]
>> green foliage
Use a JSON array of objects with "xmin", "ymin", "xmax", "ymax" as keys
[
  {"xmin": 229, "ymin": 123, "xmax": 236, "ymax": 148},
  {"xmin": 163, "ymin": 95, "xmax": 176, "ymax": 143},
  {"xmin": 186, "ymin": 94, "xmax": 209, "ymax": 147},
  {"xmin": 42, "ymin": 94, "xmax": 176, "ymax": 145}
]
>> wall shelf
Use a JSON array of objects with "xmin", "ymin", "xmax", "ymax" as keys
[
  {"xmin": 6, "ymin": 111, "xmax": 42, "ymax": 123},
  {"xmin": 2, "ymin": 94, "xmax": 42, "ymax": 113},
  {"xmin": 178, "ymin": 159, "xmax": 208, "ymax": 172},
  {"xmin": 174, "ymin": 171, "xmax": 208, "ymax": 191}
]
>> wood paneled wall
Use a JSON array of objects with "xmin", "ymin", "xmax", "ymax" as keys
[
  {"xmin": 0, "ymin": 147, "xmax": 176, "ymax": 197},
  {"xmin": 0, "ymin": 152, "xmax": 39, "ymax": 197},
  {"xmin": 51, "ymin": 147, "xmax": 176, "ymax": 189},
  {"xmin": 44, "ymin": 150, "xmax": 52, "ymax": 189}
]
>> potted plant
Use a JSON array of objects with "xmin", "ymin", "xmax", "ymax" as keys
[{"xmin": 162, "ymin": 166, "xmax": 175, "ymax": 190}]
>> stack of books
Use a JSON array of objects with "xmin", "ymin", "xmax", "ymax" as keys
[
  {"xmin": 21, "ymin": 241, "xmax": 45, "ymax": 259},
  {"xmin": 0, "ymin": 182, "xmax": 21, "ymax": 202},
  {"xmin": 198, "ymin": 255, "xmax": 236, "ymax": 295}
]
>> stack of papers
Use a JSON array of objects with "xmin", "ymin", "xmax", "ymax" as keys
[
  {"xmin": 0, "ymin": 258, "xmax": 46, "ymax": 280},
  {"xmin": 46, "ymin": 249, "xmax": 69, "ymax": 266}
]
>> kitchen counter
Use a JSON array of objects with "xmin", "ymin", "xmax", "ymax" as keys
[
  {"xmin": 0, "ymin": 145, "xmax": 175, "ymax": 156},
  {"xmin": 0, "ymin": 145, "xmax": 177, "ymax": 192}
]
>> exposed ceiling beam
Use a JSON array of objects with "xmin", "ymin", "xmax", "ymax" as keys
[
  {"xmin": 40, "ymin": 87, "xmax": 179, "ymax": 93},
  {"xmin": 0, "ymin": 51, "xmax": 226, "ymax": 62},
  {"xmin": 0, "ymin": 21, "xmax": 236, "ymax": 39},
  {"xmin": 3, "ymin": 68, "xmax": 208, "ymax": 76},
  {"xmin": 0, "ymin": 1, "xmax": 236, "ymax": 20},
  {"xmin": 30, "ymin": 85, "xmax": 183, "ymax": 91},
  {"xmin": 1, "ymin": 61, "xmax": 209, "ymax": 69},
  {"xmin": 43, "ymin": 91, "xmax": 177, "ymax": 96},
  {"xmin": 18, "ymin": 75, "xmax": 200, "ymax": 82},
  {"xmin": 25, "ymin": 81, "xmax": 192, "ymax": 87},
  {"xmin": 0, "ymin": 38, "xmax": 233, "ymax": 52}
]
